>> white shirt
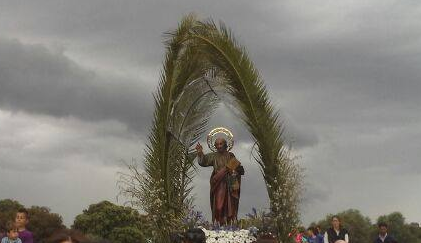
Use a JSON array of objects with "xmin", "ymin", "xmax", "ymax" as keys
[
  {"xmin": 324, "ymin": 230, "xmax": 349, "ymax": 243},
  {"xmin": 379, "ymin": 233, "xmax": 388, "ymax": 242}
]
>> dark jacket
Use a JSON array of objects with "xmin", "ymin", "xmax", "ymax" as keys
[
  {"xmin": 326, "ymin": 228, "xmax": 348, "ymax": 243},
  {"xmin": 316, "ymin": 233, "xmax": 324, "ymax": 243},
  {"xmin": 374, "ymin": 234, "xmax": 395, "ymax": 243}
]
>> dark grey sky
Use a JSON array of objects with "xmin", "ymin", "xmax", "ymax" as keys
[{"xmin": 0, "ymin": 0, "xmax": 420, "ymax": 226}]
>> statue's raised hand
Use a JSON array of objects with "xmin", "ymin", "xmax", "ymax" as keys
[{"xmin": 195, "ymin": 142, "xmax": 203, "ymax": 154}]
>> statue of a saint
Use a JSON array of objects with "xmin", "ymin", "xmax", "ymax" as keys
[{"xmin": 195, "ymin": 128, "xmax": 244, "ymax": 225}]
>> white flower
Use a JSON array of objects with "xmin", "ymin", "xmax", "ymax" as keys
[{"xmin": 202, "ymin": 229, "xmax": 257, "ymax": 243}]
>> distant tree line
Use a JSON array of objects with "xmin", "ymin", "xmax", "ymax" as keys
[{"xmin": 1, "ymin": 199, "xmax": 420, "ymax": 243}]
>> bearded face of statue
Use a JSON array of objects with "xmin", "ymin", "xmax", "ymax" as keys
[{"xmin": 214, "ymin": 138, "xmax": 228, "ymax": 153}]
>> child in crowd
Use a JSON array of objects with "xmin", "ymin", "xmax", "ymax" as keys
[
  {"xmin": 315, "ymin": 226, "xmax": 324, "ymax": 243},
  {"xmin": 288, "ymin": 228, "xmax": 307, "ymax": 243},
  {"xmin": 183, "ymin": 228, "xmax": 206, "ymax": 243},
  {"xmin": 15, "ymin": 209, "xmax": 33, "ymax": 243},
  {"xmin": 306, "ymin": 227, "xmax": 318, "ymax": 243},
  {"xmin": 1, "ymin": 221, "xmax": 22, "ymax": 243}
]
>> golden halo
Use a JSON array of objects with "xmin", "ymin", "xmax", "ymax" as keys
[{"xmin": 207, "ymin": 127, "xmax": 234, "ymax": 152}]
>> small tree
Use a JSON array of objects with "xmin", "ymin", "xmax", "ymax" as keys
[
  {"xmin": 72, "ymin": 201, "xmax": 146, "ymax": 243},
  {"xmin": 27, "ymin": 206, "xmax": 66, "ymax": 243}
]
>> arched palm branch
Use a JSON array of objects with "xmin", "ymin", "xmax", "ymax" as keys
[{"xmin": 120, "ymin": 15, "xmax": 302, "ymax": 243}]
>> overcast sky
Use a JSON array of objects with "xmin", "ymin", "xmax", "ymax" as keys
[{"xmin": 1, "ymin": 0, "xmax": 420, "ymax": 226}]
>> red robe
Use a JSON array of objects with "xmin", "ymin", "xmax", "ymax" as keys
[{"xmin": 198, "ymin": 151, "xmax": 241, "ymax": 224}]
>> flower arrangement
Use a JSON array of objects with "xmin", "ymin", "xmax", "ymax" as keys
[{"xmin": 201, "ymin": 228, "xmax": 256, "ymax": 243}]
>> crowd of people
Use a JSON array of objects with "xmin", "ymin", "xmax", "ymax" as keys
[
  {"xmin": 289, "ymin": 215, "xmax": 398, "ymax": 243},
  {"xmin": 1, "ymin": 208, "xmax": 401, "ymax": 243},
  {"xmin": 172, "ymin": 216, "xmax": 401, "ymax": 243}
]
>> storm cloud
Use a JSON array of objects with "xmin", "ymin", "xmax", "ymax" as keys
[
  {"xmin": 0, "ymin": 0, "xmax": 420, "ymax": 225},
  {"xmin": 0, "ymin": 38, "xmax": 153, "ymax": 133}
]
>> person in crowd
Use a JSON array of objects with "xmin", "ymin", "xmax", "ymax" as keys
[
  {"xmin": 183, "ymin": 228, "xmax": 206, "ymax": 243},
  {"xmin": 15, "ymin": 209, "xmax": 33, "ymax": 243},
  {"xmin": 306, "ymin": 227, "xmax": 318, "ymax": 243},
  {"xmin": 374, "ymin": 222, "xmax": 395, "ymax": 243},
  {"xmin": 298, "ymin": 228, "xmax": 308, "ymax": 243},
  {"xmin": 288, "ymin": 228, "xmax": 306, "ymax": 243},
  {"xmin": 170, "ymin": 232, "xmax": 184, "ymax": 243},
  {"xmin": 324, "ymin": 215, "xmax": 349, "ymax": 243},
  {"xmin": 45, "ymin": 229, "xmax": 89, "ymax": 243},
  {"xmin": 1, "ymin": 221, "xmax": 22, "ymax": 243},
  {"xmin": 315, "ymin": 226, "xmax": 324, "ymax": 243}
]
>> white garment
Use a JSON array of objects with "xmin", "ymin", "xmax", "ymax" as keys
[
  {"xmin": 324, "ymin": 230, "xmax": 349, "ymax": 243},
  {"xmin": 379, "ymin": 233, "xmax": 388, "ymax": 242}
]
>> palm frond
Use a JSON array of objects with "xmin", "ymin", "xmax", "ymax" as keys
[
  {"xmin": 189, "ymin": 20, "xmax": 285, "ymax": 178},
  {"xmin": 187, "ymin": 19, "xmax": 301, "ymax": 241},
  {"xmin": 120, "ymin": 15, "xmax": 302, "ymax": 243}
]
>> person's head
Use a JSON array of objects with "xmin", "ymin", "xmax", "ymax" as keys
[
  {"xmin": 170, "ymin": 232, "xmax": 185, "ymax": 243},
  {"xmin": 46, "ymin": 229, "xmax": 89, "ymax": 243},
  {"xmin": 331, "ymin": 215, "xmax": 341, "ymax": 230},
  {"xmin": 15, "ymin": 208, "xmax": 29, "ymax": 229},
  {"xmin": 214, "ymin": 138, "xmax": 228, "ymax": 153},
  {"xmin": 378, "ymin": 222, "xmax": 388, "ymax": 236},
  {"xmin": 315, "ymin": 225, "xmax": 322, "ymax": 234},
  {"xmin": 184, "ymin": 228, "xmax": 206, "ymax": 243},
  {"xmin": 334, "ymin": 241, "xmax": 346, "ymax": 243},
  {"xmin": 5, "ymin": 221, "xmax": 19, "ymax": 240},
  {"xmin": 306, "ymin": 227, "xmax": 315, "ymax": 237}
]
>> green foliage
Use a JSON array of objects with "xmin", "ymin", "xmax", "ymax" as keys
[
  {"xmin": 72, "ymin": 201, "xmax": 146, "ymax": 243},
  {"xmin": 109, "ymin": 226, "xmax": 144, "ymax": 243},
  {"xmin": 27, "ymin": 206, "xmax": 66, "ymax": 243},
  {"xmin": 408, "ymin": 223, "xmax": 421, "ymax": 243}
]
